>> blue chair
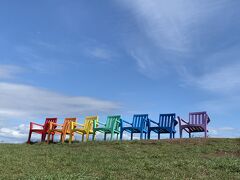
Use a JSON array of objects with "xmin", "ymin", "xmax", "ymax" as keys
[
  {"xmin": 148, "ymin": 113, "xmax": 178, "ymax": 139},
  {"xmin": 120, "ymin": 114, "xmax": 149, "ymax": 140}
]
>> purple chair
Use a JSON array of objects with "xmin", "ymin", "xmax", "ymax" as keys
[{"xmin": 177, "ymin": 111, "xmax": 210, "ymax": 138}]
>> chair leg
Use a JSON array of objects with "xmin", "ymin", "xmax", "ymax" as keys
[
  {"xmin": 110, "ymin": 133, "xmax": 114, "ymax": 141},
  {"xmin": 47, "ymin": 132, "xmax": 51, "ymax": 144},
  {"xmin": 69, "ymin": 133, "xmax": 73, "ymax": 144},
  {"xmin": 51, "ymin": 134, "xmax": 54, "ymax": 142},
  {"xmin": 140, "ymin": 131, "xmax": 143, "ymax": 140},
  {"xmin": 60, "ymin": 134, "xmax": 63, "ymax": 142},
  {"xmin": 189, "ymin": 133, "xmax": 191, "ymax": 138},
  {"xmin": 173, "ymin": 132, "xmax": 175, "ymax": 138},
  {"xmin": 170, "ymin": 132, "xmax": 172, "ymax": 139},
  {"xmin": 117, "ymin": 133, "xmax": 119, "ymax": 140},
  {"xmin": 148, "ymin": 131, "xmax": 151, "ymax": 139},
  {"xmin": 61, "ymin": 133, "xmax": 66, "ymax": 143},
  {"xmin": 92, "ymin": 132, "xmax": 96, "ymax": 141},
  {"xmin": 104, "ymin": 133, "xmax": 107, "ymax": 141},
  {"xmin": 131, "ymin": 132, "xmax": 133, "ymax": 140},
  {"xmin": 120, "ymin": 131, "xmax": 123, "ymax": 140},
  {"xmin": 144, "ymin": 132, "xmax": 147, "ymax": 139},
  {"xmin": 86, "ymin": 133, "xmax": 90, "ymax": 141},
  {"xmin": 158, "ymin": 133, "xmax": 160, "ymax": 140},
  {"xmin": 180, "ymin": 128, "xmax": 183, "ymax": 138},
  {"xmin": 82, "ymin": 134, "xmax": 85, "ymax": 142},
  {"xmin": 204, "ymin": 129, "xmax": 207, "ymax": 138},
  {"xmin": 27, "ymin": 131, "xmax": 32, "ymax": 144},
  {"xmin": 41, "ymin": 133, "xmax": 46, "ymax": 142}
]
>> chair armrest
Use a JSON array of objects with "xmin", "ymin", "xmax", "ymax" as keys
[
  {"xmin": 53, "ymin": 123, "xmax": 63, "ymax": 127},
  {"xmin": 30, "ymin": 122, "xmax": 44, "ymax": 129},
  {"xmin": 149, "ymin": 119, "xmax": 159, "ymax": 125},
  {"xmin": 49, "ymin": 122, "xmax": 63, "ymax": 131},
  {"xmin": 122, "ymin": 119, "xmax": 132, "ymax": 126},
  {"xmin": 181, "ymin": 119, "xmax": 188, "ymax": 124},
  {"xmin": 177, "ymin": 116, "xmax": 189, "ymax": 126},
  {"xmin": 98, "ymin": 121, "xmax": 106, "ymax": 126},
  {"xmin": 206, "ymin": 114, "xmax": 211, "ymax": 123},
  {"xmin": 77, "ymin": 123, "xmax": 84, "ymax": 127},
  {"xmin": 174, "ymin": 119, "xmax": 178, "ymax": 126},
  {"xmin": 71, "ymin": 122, "xmax": 84, "ymax": 129}
]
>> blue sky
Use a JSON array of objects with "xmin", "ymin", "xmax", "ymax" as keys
[{"xmin": 0, "ymin": 0, "xmax": 240, "ymax": 142}]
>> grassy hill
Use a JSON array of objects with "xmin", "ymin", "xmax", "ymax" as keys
[{"xmin": 0, "ymin": 138, "xmax": 239, "ymax": 179}]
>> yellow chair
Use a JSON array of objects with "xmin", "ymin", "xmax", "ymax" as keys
[
  {"xmin": 69, "ymin": 116, "xmax": 98, "ymax": 144},
  {"xmin": 47, "ymin": 118, "xmax": 77, "ymax": 144}
]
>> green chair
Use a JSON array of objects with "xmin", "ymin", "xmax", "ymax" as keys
[{"xmin": 93, "ymin": 115, "xmax": 121, "ymax": 141}]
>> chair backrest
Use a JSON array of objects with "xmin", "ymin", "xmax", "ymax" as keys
[
  {"xmin": 43, "ymin": 118, "xmax": 57, "ymax": 131},
  {"xmin": 63, "ymin": 118, "xmax": 77, "ymax": 133},
  {"xmin": 132, "ymin": 114, "xmax": 149, "ymax": 130},
  {"xmin": 84, "ymin": 116, "xmax": 98, "ymax": 131},
  {"xmin": 106, "ymin": 115, "xmax": 121, "ymax": 131},
  {"xmin": 159, "ymin": 113, "xmax": 176, "ymax": 128},
  {"xmin": 189, "ymin": 112, "xmax": 209, "ymax": 125}
]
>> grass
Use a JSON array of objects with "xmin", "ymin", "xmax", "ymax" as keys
[{"xmin": 0, "ymin": 138, "xmax": 239, "ymax": 179}]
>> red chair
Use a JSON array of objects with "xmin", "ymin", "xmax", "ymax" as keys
[{"xmin": 27, "ymin": 118, "xmax": 57, "ymax": 143}]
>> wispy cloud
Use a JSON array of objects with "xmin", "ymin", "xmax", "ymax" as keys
[
  {"xmin": 0, "ymin": 124, "xmax": 28, "ymax": 142},
  {"xmin": 0, "ymin": 81, "xmax": 121, "ymax": 142},
  {"xmin": 85, "ymin": 47, "xmax": 113, "ymax": 61},
  {"xmin": 121, "ymin": 0, "xmax": 203, "ymax": 52},
  {"xmin": 81, "ymin": 39, "xmax": 117, "ymax": 61},
  {"xmin": 0, "ymin": 82, "xmax": 121, "ymax": 121},
  {"xmin": 118, "ymin": 0, "xmax": 239, "ymax": 78},
  {"xmin": 181, "ymin": 63, "xmax": 240, "ymax": 94},
  {"xmin": 196, "ymin": 96, "xmax": 240, "ymax": 115},
  {"xmin": 15, "ymin": 44, "xmax": 68, "ymax": 73},
  {"xmin": 0, "ymin": 65, "xmax": 23, "ymax": 79},
  {"xmin": 120, "ymin": 0, "xmax": 237, "ymax": 51},
  {"xmin": 209, "ymin": 127, "xmax": 240, "ymax": 138}
]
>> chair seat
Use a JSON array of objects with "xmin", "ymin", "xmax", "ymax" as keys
[
  {"xmin": 52, "ymin": 129, "xmax": 63, "ymax": 132},
  {"xmin": 181, "ymin": 125, "xmax": 205, "ymax": 132},
  {"xmin": 149, "ymin": 127, "xmax": 176, "ymax": 133},
  {"xmin": 31, "ymin": 129, "xmax": 44, "ymax": 133},
  {"xmin": 122, "ymin": 127, "xmax": 148, "ymax": 133},
  {"xmin": 52, "ymin": 129, "xmax": 71, "ymax": 134},
  {"xmin": 94, "ymin": 128, "xmax": 112, "ymax": 133},
  {"xmin": 75, "ymin": 129, "xmax": 94, "ymax": 134}
]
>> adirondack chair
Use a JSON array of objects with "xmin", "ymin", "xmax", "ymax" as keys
[
  {"xmin": 27, "ymin": 118, "xmax": 57, "ymax": 143},
  {"xmin": 120, "ymin": 114, "xmax": 149, "ymax": 140},
  {"xmin": 69, "ymin": 116, "xmax": 98, "ymax": 144},
  {"xmin": 148, "ymin": 113, "xmax": 178, "ymax": 139},
  {"xmin": 178, "ymin": 111, "xmax": 210, "ymax": 138},
  {"xmin": 93, "ymin": 115, "xmax": 121, "ymax": 141},
  {"xmin": 47, "ymin": 118, "xmax": 77, "ymax": 144}
]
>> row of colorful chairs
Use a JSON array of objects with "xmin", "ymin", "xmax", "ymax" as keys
[{"xmin": 27, "ymin": 111, "xmax": 211, "ymax": 144}]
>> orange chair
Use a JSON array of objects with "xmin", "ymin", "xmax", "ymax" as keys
[{"xmin": 47, "ymin": 118, "xmax": 77, "ymax": 144}]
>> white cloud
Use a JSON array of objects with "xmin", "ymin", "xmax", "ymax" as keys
[
  {"xmin": 0, "ymin": 82, "xmax": 121, "ymax": 143},
  {"xmin": 181, "ymin": 63, "xmax": 240, "ymax": 94},
  {"xmin": 130, "ymin": 51, "xmax": 157, "ymax": 78},
  {"xmin": 0, "ymin": 82, "xmax": 120, "ymax": 121},
  {"xmin": 87, "ymin": 47, "xmax": 113, "ymax": 60},
  {"xmin": 121, "ymin": 0, "xmax": 233, "ymax": 52},
  {"xmin": 120, "ymin": 1, "xmax": 229, "ymax": 52},
  {"xmin": 0, "ymin": 65, "xmax": 23, "ymax": 79},
  {"xmin": 209, "ymin": 127, "xmax": 240, "ymax": 138},
  {"xmin": 0, "ymin": 124, "xmax": 29, "ymax": 143},
  {"xmin": 118, "ymin": 0, "xmax": 238, "ymax": 79},
  {"xmin": 178, "ymin": 43, "xmax": 240, "ymax": 95},
  {"xmin": 121, "ymin": 1, "xmax": 203, "ymax": 52}
]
